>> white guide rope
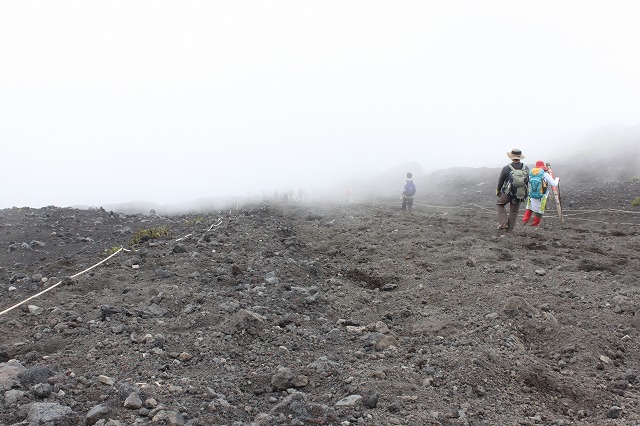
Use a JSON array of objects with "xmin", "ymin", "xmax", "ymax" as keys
[
  {"xmin": 0, "ymin": 247, "xmax": 124, "ymax": 317},
  {"xmin": 0, "ymin": 216, "xmax": 226, "ymax": 318}
]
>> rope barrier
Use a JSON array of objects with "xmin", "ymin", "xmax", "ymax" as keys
[
  {"xmin": 1, "ymin": 202, "xmax": 634, "ymax": 318},
  {"xmin": 173, "ymin": 233, "xmax": 193, "ymax": 243},
  {"xmin": 563, "ymin": 208, "xmax": 640, "ymax": 216},
  {"xmin": 1, "ymin": 216, "xmax": 227, "ymax": 318},
  {"xmin": 206, "ymin": 219, "xmax": 223, "ymax": 232},
  {"xmin": 566, "ymin": 218, "xmax": 638, "ymax": 226},
  {"xmin": 198, "ymin": 218, "xmax": 224, "ymax": 243},
  {"xmin": 0, "ymin": 247, "xmax": 124, "ymax": 317},
  {"xmin": 403, "ymin": 201, "xmax": 638, "ymax": 226}
]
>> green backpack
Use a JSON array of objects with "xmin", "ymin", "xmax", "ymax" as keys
[{"xmin": 503, "ymin": 164, "xmax": 529, "ymax": 202}]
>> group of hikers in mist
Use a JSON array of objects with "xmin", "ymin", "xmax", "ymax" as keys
[
  {"xmin": 495, "ymin": 148, "xmax": 559, "ymax": 231},
  {"xmin": 401, "ymin": 147, "xmax": 560, "ymax": 230}
]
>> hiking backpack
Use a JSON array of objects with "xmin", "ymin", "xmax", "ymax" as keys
[
  {"xmin": 404, "ymin": 181, "xmax": 416, "ymax": 197},
  {"xmin": 503, "ymin": 164, "xmax": 528, "ymax": 202},
  {"xmin": 528, "ymin": 169, "xmax": 547, "ymax": 199}
]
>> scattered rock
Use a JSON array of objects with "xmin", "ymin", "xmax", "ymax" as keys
[
  {"xmin": 172, "ymin": 244, "xmax": 188, "ymax": 254},
  {"xmin": 363, "ymin": 392, "xmax": 379, "ymax": 408},
  {"xmin": 4, "ymin": 389, "xmax": 25, "ymax": 405},
  {"xmin": 124, "ymin": 392, "xmax": 143, "ymax": 409},
  {"xmin": 219, "ymin": 309, "xmax": 265, "ymax": 335},
  {"xmin": 86, "ymin": 403, "xmax": 110, "ymax": 425},
  {"xmin": 503, "ymin": 296, "xmax": 537, "ymax": 316},
  {"xmin": 27, "ymin": 402, "xmax": 77, "ymax": 425},
  {"xmin": 28, "ymin": 304, "xmax": 45, "ymax": 315},
  {"xmin": 607, "ymin": 406, "xmax": 622, "ymax": 419},
  {"xmin": 375, "ymin": 335, "xmax": 398, "ymax": 351},
  {"xmin": 20, "ymin": 365, "xmax": 55, "ymax": 386},
  {"xmin": 335, "ymin": 394, "xmax": 362, "ymax": 407},
  {"xmin": 0, "ymin": 360, "xmax": 26, "ymax": 386},
  {"xmin": 31, "ymin": 382, "xmax": 53, "ymax": 398},
  {"xmin": 97, "ymin": 375, "xmax": 115, "ymax": 386},
  {"xmin": 155, "ymin": 268, "xmax": 173, "ymax": 279},
  {"xmin": 1, "ymin": 196, "xmax": 639, "ymax": 425},
  {"xmin": 264, "ymin": 272, "xmax": 280, "ymax": 285}
]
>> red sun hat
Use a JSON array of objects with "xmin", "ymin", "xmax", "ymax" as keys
[{"xmin": 535, "ymin": 160, "xmax": 548, "ymax": 170}]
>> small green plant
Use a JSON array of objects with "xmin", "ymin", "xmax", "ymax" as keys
[
  {"xmin": 185, "ymin": 217, "xmax": 204, "ymax": 226},
  {"xmin": 130, "ymin": 226, "xmax": 170, "ymax": 246},
  {"xmin": 103, "ymin": 246, "xmax": 121, "ymax": 256},
  {"xmin": 632, "ymin": 196, "xmax": 640, "ymax": 207}
]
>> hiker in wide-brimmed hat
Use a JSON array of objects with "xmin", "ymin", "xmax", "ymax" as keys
[
  {"xmin": 506, "ymin": 148, "xmax": 525, "ymax": 160},
  {"xmin": 496, "ymin": 148, "xmax": 529, "ymax": 232},
  {"xmin": 522, "ymin": 160, "xmax": 559, "ymax": 227}
]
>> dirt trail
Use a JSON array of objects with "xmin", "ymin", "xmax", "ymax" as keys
[{"xmin": 1, "ymin": 181, "xmax": 640, "ymax": 425}]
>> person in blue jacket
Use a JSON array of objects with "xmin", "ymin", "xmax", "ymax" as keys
[{"xmin": 402, "ymin": 172, "xmax": 416, "ymax": 212}]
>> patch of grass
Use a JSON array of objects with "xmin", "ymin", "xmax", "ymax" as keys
[
  {"xmin": 632, "ymin": 196, "xmax": 640, "ymax": 207},
  {"xmin": 185, "ymin": 217, "xmax": 204, "ymax": 226},
  {"xmin": 130, "ymin": 226, "xmax": 170, "ymax": 246},
  {"xmin": 103, "ymin": 246, "xmax": 121, "ymax": 256}
]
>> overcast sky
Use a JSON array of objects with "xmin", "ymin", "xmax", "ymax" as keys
[{"xmin": 2, "ymin": 1, "xmax": 639, "ymax": 208}]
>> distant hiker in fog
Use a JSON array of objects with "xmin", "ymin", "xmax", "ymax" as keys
[
  {"xmin": 344, "ymin": 187, "xmax": 352, "ymax": 203},
  {"xmin": 402, "ymin": 172, "xmax": 416, "ymax": 211},
  {"xmin": 496, "ymin": 149, "xmax": 529, "ymax": 231},
  {"xmin": 522, "ymin": 160, "xmax": 559, "ymax": 227}
]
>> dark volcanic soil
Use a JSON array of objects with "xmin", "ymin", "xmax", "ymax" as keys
[{"xmin": 1, "ymin": 178, "xmax": 640, "ymax": 425}]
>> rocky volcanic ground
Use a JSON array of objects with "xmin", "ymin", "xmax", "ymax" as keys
[{"xmin": 1, "ymin": 177, "xmax": 640, "ymax": 425}]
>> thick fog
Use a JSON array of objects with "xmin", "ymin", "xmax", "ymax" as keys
[{"xmin": 1, "ymin": 1, "xmax": 639, "ymax": 209}]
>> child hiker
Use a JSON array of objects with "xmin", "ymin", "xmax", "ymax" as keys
[{"xmin": 522, "ymin": 160, "xmax": 559, "ymax": 227}]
